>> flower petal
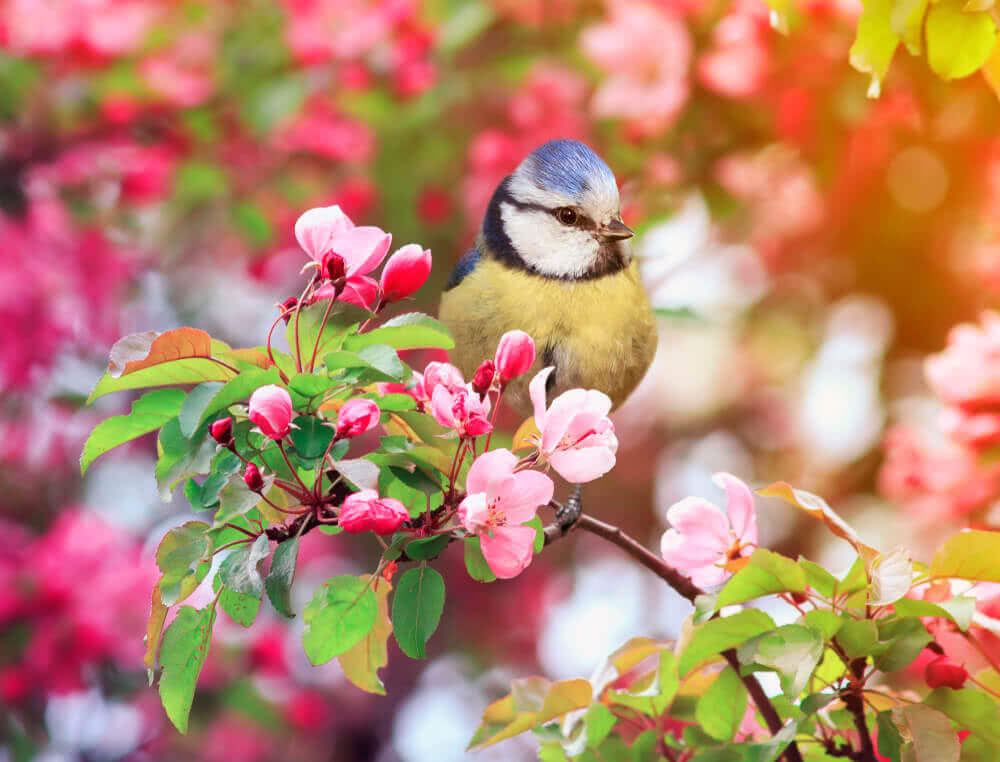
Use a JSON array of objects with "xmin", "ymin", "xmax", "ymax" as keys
[
  {"xmin": 338, "ymin": 275, "xmax": 378, "ymax": 308},
  {"xmin": 530, "ymin": 366, "xmax": 555, "ymax": 429},
  {"xmin": 540, "ymin": 389, "xmax": 589, "ymax": 454},
  {"xmin": 294, "ymin": 205, "xmax": 353, "ymax": 260},
  {"xmin": 665, "ymin": 496, "xmax": 730, "ymax": 552},
  {"xmin": 465, "ymin": 448, "xmax": 517, "ymax": 497},
  {"xmin": 660, "ymin": 528, "xmax": 725, "ymax": 568},
  {"xmin": 459, "ymin": 492, "xmax": 489, "ymax": 534},
  {"xmin": 712, "ymin": 472, "xmax": 757, "ymax": 545},
  {"xmin": 481, "ymin": 525, "xmax": 536, "ymax": 579},
  {"xmin": 331, "ymin": 226, "xmax": 391, "ymax": 276},
  {"xmin": 499, "ymin": 469, "xmax": 554, "ymax": 524},
  {"xmin": 549, "ymin": 445, "xmax": 616, "ymax": 483}
]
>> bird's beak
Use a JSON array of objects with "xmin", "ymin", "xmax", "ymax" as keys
[{"xmin": 600, "ymin": 218, "xmax": 634, "ymax": 241}]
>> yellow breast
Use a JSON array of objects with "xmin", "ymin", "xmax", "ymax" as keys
[{"xmin": 439, "ymin": 258, "xmax": 657, "ymax": 411}]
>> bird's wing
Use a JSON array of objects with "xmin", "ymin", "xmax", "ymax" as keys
[{"xmin": 444, "ymin": 247, "xmax": 481, "ymax": 290}]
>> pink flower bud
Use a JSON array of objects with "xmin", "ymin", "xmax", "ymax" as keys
[
  {"xmin": 495, "ymin": 330, "xmax": 536, "ymax": 382},
  {"xmin": 335, "ymin": 398, "xmax": 380, "ymax": 438},
  {"xmin": 243, "ymin": 462, "xmax": 264, "ymax": 492},
  {"xmin": 320, "ymin": 251, "xmax": 346, "ymax": 282},
  {"xmin": 925, "ymin": 656, "xmax": 968, "ymax": 689},
  {"xmin": 380, "ymin": 244, "xmax": 432, "ymax": 302},
  {"xmin": 210, "ymin": 417, "xmax": 233, "ymax": 447},
  {"xmin": 249, "ymin": 385, "xmax": 294, "ymax": 440},
  {"xmin": 279, "ymin": 297, "xmax": 298, "ymax": 324},
  {"xmin": 339, "ymin": 490, "xmax": 409, "ymax": 535},
  {"xmin": 472, "ymin": 360, "xmax": 495, "ymax": 397}
]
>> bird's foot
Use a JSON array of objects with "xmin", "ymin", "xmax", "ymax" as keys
[{"xmin": 555, "ymin": 484, "xmax": 583, "ymax": 532}]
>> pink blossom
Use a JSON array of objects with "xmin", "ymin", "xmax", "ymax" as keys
[
  {"xmin": 273, "ymin": 100, "xmax": 375, "ymax": 162},
  {"xmin": 281, "ymin": 0, "xmax": 409, "ymax": 63},
  {"xmin": 940, "ymin": 406, "xmax": 1000, "ymax": 448},
  {"xmin": 248, "ymin": 385, "xmax": 294, "ymax": 440},
  {"xmin": 528, "ymin": 367, "xmax": 618, "ymax": 483},
  {"xmin": 697, "ymin": 8, "xmax": 770, "ymax": 98},
  {"xmin": 925, "ymin": 655, "xmax": 968, "ymax": 689},
  {"xmin": 243, "ymin": 463, "xmax": 265, "ymax": 492},
  {"xmin": 925, "ymin": 312, "xmax": 1000, "ymax": 411},
  {"xmin": 660, "ymin": 473, "xmax": 759, "ymax": 587},
  {"xmin": 472, "ymin": 360, "xmax": 496, "ymax": 396},
  {"xmin": 139, "ymin": 34, "xmax": 216, "ymax": 108},
  {"xmin": 430, "ymin": 384, "xmax": 493, "ymax": 438},
  {"xmin": 458, "ymin": 449, "xmax": 554, "ymax": 579},
  {"xmin": 210, "ymin": 417, "xmax": 233, "ymax": 446},
  {"xmin": 339, "ymin": 490, "xmax": 409, "ymax": 535},
  {"xmin": 581, "ymin": 2, "xmax": 692, "ymax": 137},
  {"xmin": 380, "ymin": 244, "xmax": 432, "ymax": 302},
  {"xmin": 423, "ymin": 361, "xmax": 465, "ymax": 395},
  {"xmin": 335, "ymin": 398, "xmax": 381, "ymax": 438},
  {"xmin": 495, "ymin": 330, "xmax": 536, "ymax": 383},
  {"xmin": 2, "ymin": 0, "xmax": 161, "ymax": 57},
  {"xmin": 294, "ymin": 205, "xmax": 391, "ymax": 276}
]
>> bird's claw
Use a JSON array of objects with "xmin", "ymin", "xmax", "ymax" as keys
[{"xmin": 555, "ymin": 484, "xmax": 583, "ymax": 532}]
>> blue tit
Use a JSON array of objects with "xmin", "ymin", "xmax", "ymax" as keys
[{"xmin": 439, "ymin": 139, "xmax": 657, "ymax": 414}]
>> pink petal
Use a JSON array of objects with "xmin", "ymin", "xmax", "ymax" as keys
[
  {"xmin": 499, "ymin": 469, "xmax": 554, "ymax": 524},
  {"xmin": 712, "ymin": 472, "xmax": 757, "ymax": 544},
  {"xmin": 530, "ymin": 366, "xmax": 555, "ymax": 429},
  {"xmin": 465, "ymin": 448, "xmax": 517, "ymax": 497},
  {"xmin": 690, "ymin": 563, "xmax": 731, "ymax": 588},
  {"xmin": 549, "ymin": 445, "xmax": 616, "ymax": 483},
  {"xmin": 540, "ymin": 389, "xmax": 589, "ymax": 454},
  {"xmin": 481, "ymin": 525, "xmax": 536, "ymax": 579},
  {"xmin": 430, "ymin": 385, "xmax": 456, "ymax": 429},
  {"xmin": 330, "ymin": 226, "xmax": 391, "ymax": 276},
  {"xmin": 294, "ymin": 205, "xmax": 353, "ymax": 261},
  {"xmin": 660, "ymin": 529, "xmax": 725, "ymax": 569},
  {"xmin": 459, "ymin": 492, "xmax": 489, "ymax": 533},
  {"xmin": 338, "ymin": 275, "xmax": 378, "ymax": 308},
  {"xmin": 665, "ymin": 497, "xmax": 730, "ymax": 553}
]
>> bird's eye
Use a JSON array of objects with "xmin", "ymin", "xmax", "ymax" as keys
[{"xmin": 556, "ymin": 207, "xmax": 578, "ymax": 226}]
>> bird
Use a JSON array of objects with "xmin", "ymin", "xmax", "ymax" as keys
[{"xmin": 439, "ymin": 139, "xmax": 657, "ymax": 525}]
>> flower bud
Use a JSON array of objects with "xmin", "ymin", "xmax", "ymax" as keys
[
  {"xmin": 495, "ymin": 330, "xmax": 535, "ymax": 382},
  {"xmin": 210, "ymin": 417, "xmax": 233, "ymax": 447},
  {"xmin": 244, "ymin": 462, "xmax": 264, "ymax": 492},
  {"xmin": 925, "ymin": 655, "xmax": 968, "ymax": 689},
  {"xmin": 249, "ymin": 385, "xmax": 293, "ymax": 440},
  {"xmin": 279, "ymin": 297, "xmax": 298, "ymax": 324},
  {"xmin": 379, "ymin": 244, "xmax": 432, "ymax": 302},
  {"xmin": 472, "ymin": 360, "xmax": 495, "ymax": 397},
  {"xmin": 335, "ymin": 398, "xmax": 381, "ymax": 438},
  {"xmin": 338, "ymin": 490, "xmax": 409, "ymax": 535},
  {"xmin": 320, "ymin": 251, "xmax": 346, "ymax": 282},
  {"xmin": 371, "ymin": 498, "xmax": 409, "ymax": 535}
]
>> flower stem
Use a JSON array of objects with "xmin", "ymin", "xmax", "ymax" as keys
[{"xmin": 307, "ymin": 294, "xmax": 336, "ymax": 373}]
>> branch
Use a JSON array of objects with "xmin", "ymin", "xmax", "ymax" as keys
[
  {"xmin": 842, "ymin": 657, "xmax": 878, "ymax": 762},
  {"xmin": 548, "ymin": 511, "xmax": 804, "ymax": 762}
]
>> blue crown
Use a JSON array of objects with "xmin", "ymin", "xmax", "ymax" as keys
[{"xmin": 528, "ymin": 139, "xmax": 617, "ymax": 199}]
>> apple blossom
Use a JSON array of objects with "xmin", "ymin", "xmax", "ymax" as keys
[
  {"xmin": 210, "ymin": 417, "xmax": 233, "ymax": 447},
  {"xmin": 925, "ymin": 655, "xmax": 968, "ymax": 689},
  {"xmin": 528, "ymin": 367, "xmax": 618, "ymax": 483},
  {"xmin": 430, "ymin": 383, "xmax": 492, "ymax": 438},
  {"xmin": 248, "ymin": 385, "xmax": 294, "ymax": 440},
  {"xmin": 339, "ymin": 490, "xmax": 409, "ymax": 535},
  {"xmin": 495, "ymin": 330, "xmax": 536, "ymax": 383},
  {"xmin": 380, "ymin": 244, "xmax": 432, "ymax": 302},
  {"xmin": 472, "ymin": 360, "xmax": 495, "ymax": 397},
  {"xmin": 925, "ymin": 311, "xmax": 1000, "ymax": 410},
  {"xmin": 243, "ymin": 463, "xmax": 264, "ymax": 492},
  {"xmin": 660, "ymin": 472, "xmax": 759, "ymax": 588},
  {"xmin": 423, "ymin": 361, "xmax": 464, "ymax": 395},
  {"xmin": 458, "ymin": 449, "xmax": 554, "ymax": 579},
  {"xmin": 335, "ymin": 398, "xmax": 380, "ymax": 438}
]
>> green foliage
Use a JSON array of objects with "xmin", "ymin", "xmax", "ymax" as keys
[
  {"xmin": 156, "ymin": 522, "xmax": 213, "ymax": 607},
  {"xmin": 343, "ymin": 312, "xmax": 455, "ymax": 351},
  {"xmin": 716, "ymin": 549, "xmax": 807, "ymax": 608},
  {"xmin": 264, "ymin": 538, "xmax": 299, "ymax": 618},
  {"xmin": 80, "ymin": 388, "xmax": 186, "ymax": 474},
  {"xmin": 679, "ymin": 609, "xmax": 775, "ymax": 676},
  {"xmin": 158, "ymin": 604, "xmax": 217, "ymax": 733},
  {"xmin": 302, "ymin": 576, "xmax": 378, "ymax": 665},
  {"xmin": 696, "ymin": 667, "xmax": 748, "ymax": 742},
  {"xmin": 391, "ymin": 566, "xmax": 446, "ymax": 659}
]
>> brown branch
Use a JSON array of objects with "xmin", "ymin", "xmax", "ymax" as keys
[
  {"xmin": 550, "ymin": 512, "xmax": 804, "ymax": 762},
  {"xmin": 842, "ymin": 656, "xmax": 877, "ymax": 762}
]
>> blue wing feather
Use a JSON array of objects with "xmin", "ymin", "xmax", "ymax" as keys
[{"xmin": 445, "ymin": 248, "xmax": 481, "ymax": 290}]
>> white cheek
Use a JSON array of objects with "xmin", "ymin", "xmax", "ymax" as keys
[{"xmin": 501, "ymin": 205, "xmax": 598, "ymax": 278}]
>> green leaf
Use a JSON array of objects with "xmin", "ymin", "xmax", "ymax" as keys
[
  {"xmin": 302, "ymin": 576, "xmax": 377, "ymax": 664},
  {"xmin": 218, "ymin": 534, "xmax": 271, "ymax": 598},
  {"xmin": 468, "ymin": 678, "xmax": 592, "ymax": 749},
  {"xmin": 191, "ymin": 368, "xmax": 282, "ymax": 430},
  {"xmin": 874, "ymin": 617, "xmax": 932, "ymax": 672},
  {"xmin": 696, "ymin": 667, "xmax": 748, "ymax": 742},
  {"xmin": 344, "ymin": 312, "xmax": 455, "ymax": 351},
  {"xmin": 178, "ymin": 382, "xmax": 225, "ymax": 438},
  {"xmin": 960, "ymin": 734, "xmax": 1000, "ymax": 762},
  {"xmin": 849, "ymin": 0, "xmax": 900, "ymax": 97},
  {"xmin": 930, "ymin": 530, "xmax": 1000, "ymax": 582},
  {"xmin": 325, "ymin": 344, "xmax": 408, "ymax": 383},
  {"xmin": 337, "ymin": 576, "xmax": 393, "ymax": 695},
  {"xmin": 155, "ymin": 417, "xmax": 217, "ymax": 501},
  {"xmin": 81, "ymin": 389, "xmax": 186, "ymax": 474},
  {"xmin": 232, "ymin": 202, "xmax": 274, "ymax": 246},
  {"xmin": 926, "ymin": 0, "xmax": 997, "ymax": 79},
  {"xmin": 892, "ymin": 704, "xmax": 960, "ymax": 762},
  {"xmin": 212, "ymin": 475, "xmax": 270, "ymax": 528},
  {"xmin": 287, "ymin": 303, "xmax": 363, "ymax": 370},
  {"xmin": 464, "ymin": 537, "xmax": 497, "ymax": 582},
  {"xmin": 585, "ymin": 703, "xmax": 617, "ymax": 748},
  {"xmin": 405, "ymin": 535, "xmax": 450, "ymax": 560},
  {"xmin": 679, "ymin": 609, "xmax": 776, "ymax": 676},
  {"xmin": 288, "ymin": 415, "xmax": 335, "ymax": 458},
  {"xmin": 156, "ymin": 521, "xmax": 213, "ymax": 606},
  {"xmin": 717, "ymin": 549, "xmax": 807, "ymax": 608},
  {"xmin": 924, "ymin": 687, "xmax": 1000, "ymax": 746},
  {"xmin": 803, "ymin": 610, "xmax": 844, "ymax": 640},
  {"xmin": 213, "ymin": 574, "xmax": 260, "ymax": 627},
  {"xmin": 877, "ymin": 710, "xmax": 903, "ymax": 762},
  {"xmin": 174, "ymin": 160, "xmax": 228, "ymax": 203},
  {"xmin": 799, "ymin": 557, "xmax": 838, "ymax": 598},
  {"xmin": 738, "ymin": 624, "xmax": 823, "ymax": 697},
  {"xmin": 375, "ymin": 393, "xmax": 417, "ymax": 412},
  {"xmin": 392, "ymin": 566, "xmax": 446, "ymax": 659},
  {"xmin": 158, "ymin": 604, "xmax": 216, "ymax": 733},
  {"xmin": 242, "ymin": 74, "xmax": 306, "ymax": 135},
  {"xmin": 193, "ymin": 450, "xmax": 242, "ymax": 509},
  {"xmin": 894, "ymin": 597, "xmax": 976, "ymax": 631},
  {"xmin": 265, "ymin": 538, "xmax": 299, "ymax": 618},
  {"xmin": 869, "ymin": 548, "xmax": 913, "ymax": 605}
]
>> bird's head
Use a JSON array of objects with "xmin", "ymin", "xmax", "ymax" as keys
[{"xmin": 482, "ymin": 139, "xmax": 633, "ymax": 279}]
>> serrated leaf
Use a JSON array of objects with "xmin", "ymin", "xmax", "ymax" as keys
[
  {"xmin": 81, "ymin": 389, "xmax": 186, "ymax": 474},
  {"xmin": 892, "ymin": 704, "xmax": 960, "ymax": 762},
  {"xmin": 405, "ymin": 535, "xmax": 450, "ymax": 560},
  {"xmin": 338, "ymin": 576, "xmax": 392, "ymax": 695},
  {"xmin": 926, "ymin": 0, "xmax": 997, "ymax": 80},
  {"xmin": 799, "ymin": 557, "xmax": 838, "ymax": 598},
  {"xmin": 192, "ymin": 367, "xmax": 282, "ymax": 430},
  {"xmin": 288, "ymin": 415, "xmax": 335, "ymax": 458},
  {"xmin": 924, "ymin": 687, "xmax": 1000, "ymax": 746},
  {"xmin": 344, "ymin": 312, "xmax": 455, "ymax": 351},
  {"xmin": 155, "ymin": 418, "xmax": 217, "ymax": 501},
  {"xmin": 738, "ymin": 624, "xmax": 823, "ymax": 697},
  {"xmin": 930, "ymin": 530, "xmax": 1000, "ymax": 582},
  {"xmin": 302, "ymin": 575, "xmax": 377, "ymax": 664},
  {"xmin": 265, "ymin": 538, "xmax": 298, "ymax": 618},
  {"xmin": 894, "ymin": 596, "xmax": 976, "ymax": 631},
  {"xmin": 392, "ymin": 566, "xmax": 446, "ymax": 659},
  {"xmin": 716, "ymin": 549, "xmax": 807, "ymax": 608},
  {"xmin": 178, "ymin": 382, "xmax": 224, "ymax": 438},
  {"xmin": 468, "ymin": 678, "xmax": 592, "ymax": 749},
  {"xmin": 874, "ymin": 617, "xmax": 931, "ymax": 672},
  {"xmin": 219, "ymin": 588, "xmax": 261, "ymax": 627},
  {"xmin": 334, "ymin": 458, "xmax": 380, "ymax": 491},
  {"xmin": 212, "ymin": 474, "xmax": 273, "ymax": 527},
  {"xmin": 696, "ymin": 667, "xmax": 748, "ymax": 742},
  {"xmin": 158, "ymin": 604, "xmax": 216, "ymax": 733},
  {"xmin": 218, "ymin": 534, "xmax": 270, "ymax": 598},
  {"xmin": 585, "ymin": 703, "xmax": 616, "ymax": 748},
  {"xmin": 156, "ymin": 521, "xmax": 213, "ymax": 606},
  {"xmin": 679, "ymin": 609, "xmax": 776, "ymax": 676}
]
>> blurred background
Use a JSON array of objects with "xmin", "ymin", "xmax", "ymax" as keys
[{"xmin": 2, "ymin": 0, "xmax": 1000, "ymax": 759}]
